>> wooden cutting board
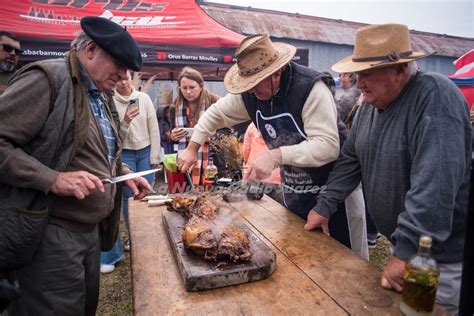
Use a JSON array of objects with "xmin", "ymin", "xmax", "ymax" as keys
[{"xmin": 162, "ymin": 207, "xmax": 276, "ymax": 292}]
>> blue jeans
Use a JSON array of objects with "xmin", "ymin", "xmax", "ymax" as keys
[
  {"xmin": 100, "ymin": 236, "xmax": 124, "ymax": 266},
  {"xmin": 121, "ymin": 146, "xmax": 154, "ymax": 229},
  {"xmin": 101, "ymin": 146, "xmax": 154, "ymax": 266}
]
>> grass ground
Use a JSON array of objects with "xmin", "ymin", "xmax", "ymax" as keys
[
  {"xmin": 97, "ymin": 224, "xmax": 133, "ymax": 315},
  {"xmin": 97, "ymin": 222, "xmax": 392, "ymax": 315},
  {"xmin": 368, "ymin": 235, "xmax": 392, "ymax": 269}
]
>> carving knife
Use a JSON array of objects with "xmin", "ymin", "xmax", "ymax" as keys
[{"xmin": 102, "ymin": 168, "xmax": 161, "ymax": 184}]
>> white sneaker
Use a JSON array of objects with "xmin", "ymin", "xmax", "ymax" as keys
[
  {"xmin": 124, "ymin": 239, "xmax": 131, "ymax": 252},
  {"xmin": 100, "ymin": 264, "xmax": 115, "ymax": 274}
]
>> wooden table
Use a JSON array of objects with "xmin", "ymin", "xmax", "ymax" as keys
[{"xmin": 129, "ymin": 195, "xmax": 447, "ymax": 315}]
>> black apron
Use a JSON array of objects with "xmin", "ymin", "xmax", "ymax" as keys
[{"xmin": 255, "ymin": 99, "xmax": 352, "ymax": 248}]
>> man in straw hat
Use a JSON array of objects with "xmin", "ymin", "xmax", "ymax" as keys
[
  {"xmin": 0, "ymin": 17, "xmax": 152, "ymax": 314},
  {"xmin": 178, "ymin": 34, "xmax": 370, "ymax": 254},
  {"xmin": 306, "ymin": 23, "xmax": 471, "ymax": 314}
]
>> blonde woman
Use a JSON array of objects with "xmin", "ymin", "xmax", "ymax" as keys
[{"xmin": 170, "ymin": 67, "xmax": 219, "ymax": 185}]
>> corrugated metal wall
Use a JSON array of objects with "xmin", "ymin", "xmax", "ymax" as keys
[
  {"xmin": 281, "ymin": 38, "xmax": 458, "ymax": 76},
  {"xmin": 147, "ymin": 38, "xmax": 458, "ymax": 104},
  {"xmin": 147, "ymin": 2, "xmax": 468, "ymax": 105}
]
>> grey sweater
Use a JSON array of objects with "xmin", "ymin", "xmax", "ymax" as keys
[{"xmin": 315, "ymin": 72, "xmax": 471, "ymax": 262}]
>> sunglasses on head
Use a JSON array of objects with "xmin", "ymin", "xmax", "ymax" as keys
[{"xmin": 1, "ymin": 44, "xmax": 22, "ymax": 55}]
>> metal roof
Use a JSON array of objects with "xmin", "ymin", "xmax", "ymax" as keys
[{"xmin": 201, "ymin": 2, "xmax": 473, "ymax": 58}]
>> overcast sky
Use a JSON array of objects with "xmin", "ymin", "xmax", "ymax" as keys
[{"xmin": 210, "ymin": 0, "xmax": 473, "ymax": 38}]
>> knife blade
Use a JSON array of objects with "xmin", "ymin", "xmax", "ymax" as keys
[
  {"xmin": 185, "ymin": 172, "xmax": 194, "ymax": 192},
  {"xmin": 102, "ymin": 168, "xmax": 161, "ymax": 184}
]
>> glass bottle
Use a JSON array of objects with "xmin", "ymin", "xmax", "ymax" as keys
[
  {"xmin": 204, "ymin": 157, "xmax": 218, "ymax": 181},
  {"xmin": 400, "ymin": 235, "xmax": 440, "ymax": 316}
]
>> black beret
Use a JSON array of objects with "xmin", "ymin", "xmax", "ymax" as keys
[{"xmin": 80, "ymin": 16, "xmax": 142, "ymax": 71}]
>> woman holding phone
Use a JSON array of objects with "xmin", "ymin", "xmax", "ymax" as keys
[
  {"xmin": 100, "ymin": 71, "xmax": 160, "ymax": 273},
  {"xmin": 170, "ymin": 67, "xmax": 219, "ymax": 185}
]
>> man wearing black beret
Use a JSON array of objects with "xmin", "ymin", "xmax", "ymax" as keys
[{"xmin": 0, "ymin": 17, "xmax": 151, "ymax": 314}]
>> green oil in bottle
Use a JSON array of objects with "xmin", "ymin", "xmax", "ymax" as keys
[
  {"xmin": 400, "ymin": 235, "xmax": 440, "ymax": 316},
  {"xmin": 204, "ymin": 157, "xmax": 218, "ymax": 181}
]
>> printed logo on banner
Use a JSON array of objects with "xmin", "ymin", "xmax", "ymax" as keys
[
  {"xmin": 30, "ymin": 0, "xmax": 167, "ymax": 11},
  {"xmin": 223, "ymin": 55, "xmax": 233, "ymax": 63},
  {"xmin": 157, "ymin": 52, "xmax": 167, "ymax": 60},
  {"xmin": 21, "ymin": 1, "xmax": 185, "ymax": 29}
]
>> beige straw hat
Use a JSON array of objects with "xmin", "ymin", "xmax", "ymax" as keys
[
  {"xmin": 332, "ymin": 24, "xmax": 434, "ymax": 73},
  {"xmin": 224, "ymin": 34, "xmax": 296, "ymax": 94}
]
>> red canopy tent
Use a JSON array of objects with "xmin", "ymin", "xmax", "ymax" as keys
[
  {"xmin": 0, "ymin": 0, "xmax": 245, "ymax": 80},
  {"xmin": 449, "ymin": 50, "xmax": 474, "ymax": 109}
]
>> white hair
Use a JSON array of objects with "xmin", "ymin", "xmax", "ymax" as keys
[
  {"xmin": 407, "ymin": 61, "xmax": 418, "ymax": 75},
  {"xmin": 70, "ymin": 32, "xmax": 92, "ymax": 52}
]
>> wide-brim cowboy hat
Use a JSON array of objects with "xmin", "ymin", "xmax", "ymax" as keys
[
  {"xmin": 224, "ymin": 34, "xmax": 296, "ymax": 94},
  {"xmin": 332, "ymin": 23, "xmax": 434, "ymax": 73}
]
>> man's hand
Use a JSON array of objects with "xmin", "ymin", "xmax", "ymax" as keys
[
  {"xmin": 243, "ymin": 149, "xmax": 280, "ymax": 183},
  {"xmin": 123, "ymin": 106, "xmax": 139, "ymax": 125},
  {"xmin": 381, "ymin": 256, "xmax": 406, "ymax": 292},
  {"xmin": 50, "ymin": 171, "xmax": 105, "ymax": 200},
  {"xmin": 124, "ymin": 176, "xmax": 152, "ymax": 200},
  {"xmin": 304, "ymin": 209, "xmax": 330, "ymax": 235},
  {"xmin": 177, "ymin": 142, "xmax": 200, "ymax": 173}
]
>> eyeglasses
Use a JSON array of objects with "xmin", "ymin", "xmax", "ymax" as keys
[{"xmin": 0, "ymin": 44, "xmax": 22, "ymax": 55}]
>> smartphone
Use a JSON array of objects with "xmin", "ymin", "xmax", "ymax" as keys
[
  {"xmin": 181, "ymin": 127, "xmax": 194, "ymax": 137},
  {"xmin": 128, "ymin": 98, "xmax": 139, "ymax": 113}
]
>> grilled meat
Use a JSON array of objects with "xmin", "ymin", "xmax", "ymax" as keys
[
  {"xmin": 166, "ymin": 196, "xmax": 219, "ymax": 219},
  {"xmin": 217, "ymin": 226, "xmax": 252, "ymax": 262},
  {"xmin": 188, "ymin": 197, "xmax": 219, "ymax": 219},
  {"xmin": 165, "ymin": 196, "xmax": 196, "ymax": 214},
  {"xmin": 182, "ymin": 217, "xmax": 218, "ymax": 260},
  {"xmin": 170, "ymin": 194, "xmax": 253, "ymax": 263}
]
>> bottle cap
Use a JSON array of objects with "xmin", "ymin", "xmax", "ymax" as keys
[{"xmin": 419, "ymin": 235, "xmax": 432, "ymax": 248}]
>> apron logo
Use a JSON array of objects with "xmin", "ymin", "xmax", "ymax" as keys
[{"xmin": 265, "ymin": 124, "xmax": 277, "ymax": 139}]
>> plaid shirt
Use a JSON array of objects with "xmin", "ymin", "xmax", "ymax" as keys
[
  {"xmin": 175, "ymin": 100, "xmax": 208, "ymax": 185},
  {"xmin": 88, "ymin": 83, "xmax": 116, "ymax": 165}
]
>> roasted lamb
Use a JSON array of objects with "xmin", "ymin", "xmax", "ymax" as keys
[
  {"xmin": 166, "ymin": 196, "xmax": 218, "ymax": 219},
  {"xmin": 182, "ymin": 216, "xmax": 218, "ymax": 260},
  {"xmin": 165, "ymin": 195, "xmax": 196, "ymax": 215},
  {"xmin": 188, "ymin": 197, "xmax": 219, "ymax": 219},
  {"xmin": 169, "ymin": 195, "xmax": 252, "ymax": 263},
  {"xmin": 217, "ymin": 226, "xmax": 252, "ymax": 262}
]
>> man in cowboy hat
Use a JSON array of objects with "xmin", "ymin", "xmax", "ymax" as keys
[
  {"xmin": 178, "ymin": 34, "xmax": 371, "ymax": 256},
  {"xmin": 305, "ymin": 23, "xmax": 470, "ymax": 313},
  {"xmin": 0, "ymin": 17, "xmax": 151, "ymax": 314}
]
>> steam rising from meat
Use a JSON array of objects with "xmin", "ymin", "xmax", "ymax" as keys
[{"xmin": 167, "ymin": 196, "xmax": 252, "ymax": 262}]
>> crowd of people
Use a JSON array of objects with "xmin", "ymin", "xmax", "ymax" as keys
[{"xmin": 0, "ymin": 17, "xmax": 471, "ymax": 316}]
